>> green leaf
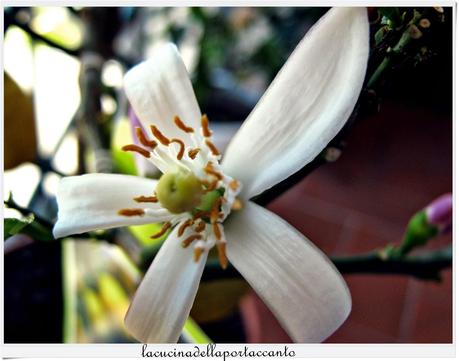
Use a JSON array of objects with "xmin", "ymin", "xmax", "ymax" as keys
[
  {"xmin": 5, "ymin": 217, "xmax": 30, "ymax": 236},
  {"xmin": 183, "ymin": 318, "xmax": 212, "ymax": 344},
  {"xmin": 379, "ymin": 7, "xmax": 401, "ymax": 27},
  {"xmin": 4, "ymin": 215, "xmax": 54, "ymax": 241},
  {"xmin": 111, "ymin": 117, "xmax": 138, "ymax": 176},
  {"xmin": 31, "ymin": 7, "xmax": 83, "ymax": 50},
  {"xmin": 129, "ymin": 223, "xmax": 168, "ymax": 247}
]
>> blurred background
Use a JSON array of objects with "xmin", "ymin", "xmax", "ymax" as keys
[{"xmin": 4, "ymin": 6, "xmax": 452, "ymax": 343}]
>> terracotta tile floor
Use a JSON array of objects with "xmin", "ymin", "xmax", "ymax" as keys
[{"xmin": 240, "ymin": 100, "xmax": 452, "ymax": 343}]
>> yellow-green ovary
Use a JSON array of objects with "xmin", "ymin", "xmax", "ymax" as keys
[{"xmin": 156, "ymin": 171, "xmax": 204, "ymax": 214}]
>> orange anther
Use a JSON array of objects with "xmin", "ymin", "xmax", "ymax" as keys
[
  {"xmin": 212, "ymin": 222, "xmax": 222, "ymax": 241},
  {"xmin": 231, "ymin": 198, "xmax": 243, "ymax": 210},
  {"xmin": 178, "ymin": 219, "xmax": 194, "ymax": 237},
  {"xmin": 188, "ymin": 148, "xmax": 201, "ymax": 159},
  {"xmin": 150, "ymin": 125, "xmax": 170, "ymax": 145},
  {"xmin": 194, "ymin": 247, "xmax": 205, "ymax": 262},
  {"xmin": 151, "ymin": 222, "xmax": 172, "ymax": 239},
  {"xmin": 134, "ymin": 195, "xmax": 158, "ymax": 203},
  {"xmin": 205, "ymin": 179, "xmax": 219, "ymax": 192},
  {"xmin": 217, "ymin": 242, "xmax": 228, "ymax": 269},
  {"xmin": 229, "ymin": 179, "xmax": 240, "ymax": 191},
  {"xmin": 201, "ymin": 114, "xmax": 212, "ymax": 137},
  {"xmin": 170, "ymin": 138, "xmax": 185, "ymax": 160},
  {"xmin": 205, "ymin": 139, "xmax": 220, "ymax": 156},
  {"xmin": 210, "ymin": 197, "xmax": 223, "ymax": 223},
  {"xmin": 135, "ymin": 127, "xmax": 157, "ymax": 148},
  {"xmin": 204, "ymin": 162, "xmax": 223, "ymax": 180},
  {"xmin": 194, "ymin": 220, "xmax": 206, "ymax": 233},
  {"xmin": 121, "ymin": 144, "xmax": 150, "ymax": 158},
  {"xmin": 193, "ymin": 210, "xmax": 210, "ymax": 220},
  {"xmin": 182, "ymin": 234, "xmax": 203, "ymax": 248},
  {"xmin": 174, "ymin": 115, "xmax": 194, "ymax": 133},
  {"xmin": 118, "ymin": 208, "xmax": 145, "ymax": 217}
]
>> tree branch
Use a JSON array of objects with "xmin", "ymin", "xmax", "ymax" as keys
[
  {"xmin": 6, "ymin": 13, "xmax": 80, "ymax": 57},
  {"xmin": 4, "ymin": 195, "xmax": 54, "ymax": 229},
  {"xmin": 201, "ymin": 245, "xmax": 452, "ymax": 282},
  {"xmin": 5, "ymin": 191, "xmax": 451, "ymax": 282}
]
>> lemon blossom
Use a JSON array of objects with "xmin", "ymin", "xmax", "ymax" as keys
[{"xmin": 53, "ymin": 7, "xmax": 369, "ymax": 343}]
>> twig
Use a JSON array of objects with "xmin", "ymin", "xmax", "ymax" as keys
[
  {"xmin": 76, "ymin": 8, "xmax": 114, "ymax": 173},
  {"xmin": 201, "ymin": 245, "xmax": 452, "ymax": 282},
  {"xmin": 4, "ymin": 195, "xmax": 54, "ymax": 229},
  {"xmin": 333, "ymin": 245, "xmax": 452, "ymax": 280},
  {"xmin": 7, "ymin": 189, "xmax": 451, "ymax": 281},
  {"xmin": 6, "ymin": 13, "xmax": 80, "ymax": 57}
]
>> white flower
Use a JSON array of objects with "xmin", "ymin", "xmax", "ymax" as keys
[{"xmin": 53, "ymin": 7, "xmax": 369, "ymax": 343}]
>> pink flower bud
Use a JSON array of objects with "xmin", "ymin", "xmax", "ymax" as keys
[{"xmin": 426, "ymin": 193, "xmax": 452, "ymax": 232}]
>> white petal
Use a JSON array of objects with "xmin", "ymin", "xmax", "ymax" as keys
[
  {"xmin": 225, "ymin": 202, "xmax": 351, "ymax": 343},
  {"xmin": 124, "ymin": 43, "xmax": 202, "ymax": 146},
  {"xmin": 125, "ymin": 226, "xmax": 208, "ymax": 343},
  {"xmin": 53, "ymin": 174, "xmax": 167, "ymax": 238},
  {"xmin": 222, "ymin": 7, "xmax": 369, "ymax": 199}
]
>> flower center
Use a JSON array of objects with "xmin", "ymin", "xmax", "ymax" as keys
[
  {"xmin": 118, "ymin": 114, "xmax": 242, "ymax": 269},
  {"xmin": 155, "ymin": 171, "xmax": 204, "ymax": 214}
]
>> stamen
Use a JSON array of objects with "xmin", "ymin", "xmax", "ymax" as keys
[
  {"xmin": 212, "ymin": 222, "xmax": 222, "ymax": 241},
  {"xmin": 121, "ymin": 144, "xmax": 150, "ymax": 158},
  {"xmin": 229, "ymin": 179, "xmax": 240, "ymax": 191},
  {"xmin": 205, "ymin": 139, "xmax": 220, "ymax": 156},
  {"xmin": 170, "ymin": 138, "xmax": 185, "ymax": 160},
  {"xmin": 134, "ymin": 195, "xmax": 158, "ymax": 203},
  {"xmin": 135, "ymin": 127, "xmax": 157, "ymax": 148},
  {"xmin": 231, "ymin": 198, "xmax": 243, "ymax": 210},
  {"xmin": 210, "ymin": 197, "xmax": 223, "ymax": 223},
  {"xmin": 174, "ymin": 115, "xmax": 194, "ymax": 133},
  {"xmin": 201, "ymin": 114, "xmax": 212, "ymax": 137},
  {"xmin": 217, "ymin": 242, "xmax": 228, "ymax": 269},
  {"xmin": 188, "ymin": 148, "xmax": 201, "ymax": 160},
  {"xmin": 193, "ymin": 210, "xmax": 210, "ymax": 220},
  {"xmin": 204, "ymin": 162, "xmax": 223, "ymax": 180},
  {"xmin": 178, "ymin": 219, "xmax": 194, "ymax": 237},
  {"xmin": 182, "ymin": 234, "xmax": 202, "ymax": 248},
  {"xmin": 194, "ymin": 220, "xmax": 206, "ymax": 233},
  {"xmin": 151, "ymin": 222, "xmax": 172, "ymax": 239},
  {"xmin": 150, "ymin": 125, "xmax": 170, "ymax": 145},
  {"xmin": 118, "ymin": 208, "xmax": 145, "ymax": 216},
  {"xmin": 194, "ymin": 246, "xmax": 205, "ymax": 262},
  {"xmin": 154, "ymin": 147, "xmax": 190, "ymax": 173},
  {"xmin": 203, "ymin": 179, "xmax": 219, "ymax": 192}
]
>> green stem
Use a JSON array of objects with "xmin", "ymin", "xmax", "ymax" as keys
[
  {"xmin": 367, "ymin": 56, "xmax": 391, "ymax": 89},
  {"xmin": 367, "ymin": 10, "xmax": 422, "ymax": 89}
]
